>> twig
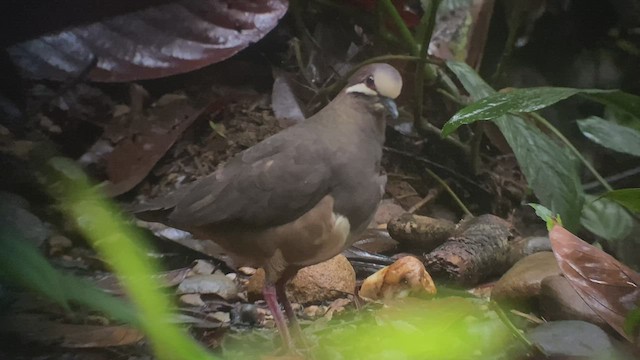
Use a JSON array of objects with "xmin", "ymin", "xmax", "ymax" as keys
[
  {"xmin": 490, "ymin": 301, "xmax": 547, "ymax": 357},
  {"xmin": 383, "ymin": 147, "xmax": 486, "ymax": 192},
  {"xmin": 408, "ymin": 187, "xmax": 442, "ymax": 213},
  {"xmin": 423, "ymin": 166, "xmax": 473, "ymax": 217},
  {"xmin": 290, "ymin": 0, "xmax": 318, "ymax": 49},
  {"xmin": 583, "ymin": 166, "xmax": 640, "ymax": 192},
  {"xmin": 469, "ymin": 122, "xmax": 485, "ymax": 175},
  {"xmin": 436, "ymin": 88, "xmax": 466, "ymax": 105},
  {"xmin": 291, "ymin": 38, "xmax": 318, "ymax": 91}
]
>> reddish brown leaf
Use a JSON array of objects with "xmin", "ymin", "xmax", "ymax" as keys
[
  {"xmin": 102, "ymin": 97, "xmax": 221, "ymax": 196},
  {"xmin": 549, "ymin": 225, "xmax": 640, "ymax": 341},
  {"xmin": 8, "ymin": 0, "xmax": 288, "ymax": 82},
  {"xmin": 346, "ymin": 0, "xmax": 421, "ymax": 27}
]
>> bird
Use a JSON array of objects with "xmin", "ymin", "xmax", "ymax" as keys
[{"xmin": 132, "ymin": 63, "xmax": 403, "ymax": 350}]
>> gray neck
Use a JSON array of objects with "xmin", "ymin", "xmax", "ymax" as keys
[{"xmin": 311, "ymin": 93, "xmax": 386, "ymax": 144}]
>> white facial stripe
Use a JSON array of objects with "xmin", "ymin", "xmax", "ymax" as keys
[{"xmin": 346, "ymin": 83, "xmax": 378, "ymax": 96}]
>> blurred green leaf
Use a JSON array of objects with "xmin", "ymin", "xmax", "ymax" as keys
[
  {"xmin": 319, "ymin": 298, "xmax": 512, "ymax": 360},
  {"xmin": 46, "ymin": 157, "xmax": 217, "ymax": 360},
  {"xmin": 223, "ymin": 297, "xmax": 515, "ymax": 360},
  {"xmin": 446, "ymin": 60, "xmax": 584, "ymax": 230},
  {"xmin": 577, "ymin": 116, "xmax": 640, "ymax": 157},
  {"xmin": 602, "ymin": 188, "xmax": 640, "ymax": 213},
  {"xmin": 624, "ymin": 307, "xmax": 640, "ymax": 339},
  {"xmin": 581, "ymin": 195, "xmax": 633, "ymax": 242},
  {"xmin": 0, "ymin": 229, "xmax": 138, "ymax": 323}
]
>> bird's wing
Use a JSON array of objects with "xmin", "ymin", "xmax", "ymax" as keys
[{"xmin": 168, "ymin": 128, "xmax": 332, "ymax": 228}]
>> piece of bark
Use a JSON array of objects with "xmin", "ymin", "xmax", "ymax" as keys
[
  {"xmin": 424, "ymin": 214, "xmax": 514, "ymax": 285},
  {"xmin": 387, "ymin": 213, "xmax": 456, "ymax": 251}
]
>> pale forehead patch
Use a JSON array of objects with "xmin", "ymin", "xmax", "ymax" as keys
[
  {"xmin": 373, "ymin": 66, "xmax": 402, "ymax": 99},
  {"xmin": 345, "ymin": 64, "xmax": 402, "ymax": 98}
]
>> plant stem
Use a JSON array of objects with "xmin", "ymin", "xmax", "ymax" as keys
[
  {"xmin": 322, "ymin": 55, "xmax": 429, "ymax": 97},
  {"xmin": 413, "ymin": 0, "xmax": 443, "ymax": 131},
  {"xmin": 490, "ymin": 302, "xmax": 546, "ymax": 356},
  {"xmin": 528, "ymin": 113, "xmax": 613, "ymax": 191},
  {"xmin": 469, "ymin": 122, "xmax": 485, "ymax": 175},
  {"xmin": 492, "ymin": 12, "xmax": 522, "ymax": 84},
  {"xmin": 424, "ymin": 167, "xmax": 473, "ymax": 217},
  {"xmin": 436, "ymin": 88, "xmax": 465, "ymax": 105},
  {"xmin": 378, "ymin": 0, "xmax": 418, "ymax": 54}
]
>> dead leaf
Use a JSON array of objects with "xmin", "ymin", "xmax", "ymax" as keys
[
  {"xmin": 191, "ymin": 259, "xmax": 216, "ymax": 275},
  {"xmin": 8, "ymin": 0, "xmax": 288, "ymax": 82},
  {"xmin": 102, "ymin": 98, "xmax": 217, "ymax": 196},
  {"xmin": 271, "ymin": 69, "xmax": 306, "ymax": 127},
  {"xmin": 549, "ymin": 225, "xmax": 640, "ymax": 342},
  {"xmin": 177, "ymin": 273, "xmax": 239, "ymax": 300},
  {"xmin": 324, "ymin": 298, "xmax": 352, "ymax": 320},
  {"xmin": 94, "ymin": 267, "xmax": 191, "ymax": 294},
  {"xmin": 1, "ymin": 314, "xmax": 143, "ymax": 348},
  {"xmin": 180, "ymin": 293, "xmax": 206, "ymax": 307}
]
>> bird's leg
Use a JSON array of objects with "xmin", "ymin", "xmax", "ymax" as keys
[
  {"xmin": 276, "ymin": 269, "xmax": 305, "ymax": 345},
  {"xmin": 263, "ymin": 282, "xmax": 294, "ymax": 351}
]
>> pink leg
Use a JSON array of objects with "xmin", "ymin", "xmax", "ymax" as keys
[
  {"xmin": 276, "ymin": 270, "xmax": 304, "ymax": 344},
  {"xmin": 263, "ymin": 282, "xmax": 294, "ymax": 351}
]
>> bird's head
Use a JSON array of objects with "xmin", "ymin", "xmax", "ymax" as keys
[{"xmin": 344, "ymin": 63, "xmax": 403, "ymax": 119}]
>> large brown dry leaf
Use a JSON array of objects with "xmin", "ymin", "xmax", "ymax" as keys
[
  {"xmin": 102, "ymin": 97, "xmax": 219, "ymax": 196},
  {"xmin": 8, "ymin": 0, "xmax": 288, "ymax": 82},
  {"xmin": 549, "ymin": 225, "xmax": 640, "ymax": 341}
]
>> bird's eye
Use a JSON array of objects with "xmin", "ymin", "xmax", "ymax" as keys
[{"xmin": 365, "ymin": 75, "xmax": 375, "ymax": 89}]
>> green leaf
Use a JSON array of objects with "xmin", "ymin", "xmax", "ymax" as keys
[
  {"xmin": 497, "ymin": 116, "xmax": 584, "ymax": 230},
  {"xmin": 528, "ymin": 203, "xmax": 561, "ymax": 230},
  {"xmin": 446, "ymin": 61, "xmax": 584, "ymax": 230},
  {"xmin": 442, "ymin": 87, "xmax": 615, "ymax": 136},
  {"xmin": 581, "ymin": 195, "xmax": 633, "ymax": 242},
  {"xmin": 584, "ymin": 91, "xmax": 640, "ymax": 121},
  {"xmin": 605, "ymin": 105, "xmax": 640, "ymax": 132},
  {"xmin": 446, "ymin": 59, "xmax": 494, "ymax": 99},
  {"xmin": 602, "ymin": 188, "xmax": 640, "ymax": 213},
  {"xmin": 577, "ymin": 116, "xmax": 640, "ymax": 157}
]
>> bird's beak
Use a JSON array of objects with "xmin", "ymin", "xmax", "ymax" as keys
[{"xmin": 380, "ymin": 97, "xmax": 399, "ymax": 119}]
